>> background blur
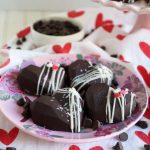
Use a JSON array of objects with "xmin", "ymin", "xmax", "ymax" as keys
[
  {"xmin": 0, "ymin": 0, "xmax": 98, "ymax": 47},
  {"xmin": 0, "ymin": 0, "xmax": 97, "ymax": 11}
]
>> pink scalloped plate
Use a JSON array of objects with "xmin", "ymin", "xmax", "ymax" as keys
[{"xmin": 0, "ymin": 54, "xmax": 148, "ymax": 143}]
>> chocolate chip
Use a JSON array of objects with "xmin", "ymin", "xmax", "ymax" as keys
[
  {"xmin": 6, "ymin": 147, "xmax": 16, "ymax": 150},
  {"xmin": 16, "ymin": 39, "xmax": 22, "ymax": 45},
  {"xmin": 100, "ymin": 46, "xmax": 106, "ymax": 51},
  {"xmin": 16, "ymin": 47, "xmax": 21, "ymax": 50},
  {"xmin": 112, "ymin": 78, "xmax": 119, "ymax": 87},
  {"xmin": 111, "ymin": 54, "xmax": 118, "ymax": 58},
  {"xmin": 112, "ymin": 142, "xmax": 124, "ymax": 150},
  {"xmin": 17, "ymin": 98, "xmax": 25, "ymax": 106},
  {"xmin": 135, "ymin": 120, "xmax": 148, "ymax": 129},
  {"xmin": 22, "ymin": 37, "xmax": 26, "ymax": 42},
  {"xmin": 22, "ymin": 108, "xmax": 31, "ymax": 118},
  {"xmin": 7, "ymin": 46, "xmax": 11, "ymax": 49},
  {"xmin": 23, "ymin": 101, "xmax": 30, "ymax": 109},
  {"xmin": 144, "ymin": 144, "xmax": 150, "ymax": 150},
  {"xmin": 119, "ymin": 132, "xmax": 128, "ymax": 142}
]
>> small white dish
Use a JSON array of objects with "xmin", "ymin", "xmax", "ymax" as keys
[{"xmin": 31, "ymin": 16, "xmax": 84, "ymax": 46}]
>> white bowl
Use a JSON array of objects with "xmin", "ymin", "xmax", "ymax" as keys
[{"xmin": 31, "ymin": 16, "xmax": 84, "ymax": 46}]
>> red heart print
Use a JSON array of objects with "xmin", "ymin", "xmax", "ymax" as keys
[
  {"xmin": 0, "ymin": 127, "xmax": 19, "ymax": 145},
  {"xmin": 17, "ymin": 26, "xmax": 31, "ymax": 38},
  {"xmin": 89, "ymin": 146, "xmax": 104, "ymax": 150},
  {"xmin": 68, "ymin": 10, "xmax": 84, "ymax": 18},
  {"xmin": 139, "ymin": 42, "xmax": 150, "ymax": 59},
  {"xmin": 135, "ymin": 131, "xmax": 150, "ymax": 144},
  {"xmin": 0, "ymin": 58, "xmax": 10, "ymax": 69},
  {"xmin": 52, "ymin": 43, "xmax": 72, "ymax": 53},
  {"xmin": 116, "ymin": 34, "xmax": 126, "ymax": 40},
  {"xmin": 144, "ymin": 97, "xmax": 150, "ymax": 119},
  {"xmin": 144, "ymin": 108, "xmax": 150, "ymax": 119},
  {"xmin": 103, "ymin": 24, "xmax": 114, "ymax": 33},
  {"xmin": 123, "ymin": 10, "xmax": 129, "ymax": 14},
  {"xmin": 69, "ymin": 145, "xmax": 80, "ymax": 150},
  {"xmin": 95, "ymin": 13, "xmax": 114, "ymax": 33},
  {"xmin": 137, "ymin": 65, "xmax": 150, "ymax": 88}
]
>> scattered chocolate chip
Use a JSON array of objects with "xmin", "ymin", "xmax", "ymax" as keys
[
  {"xmin": 144, "ymin": 144, "xmax": 150, "ymax": 150},
  {"xmin": 112, "ymin": 76, "xmax": 119, "ymax": 87},
  {"xmin": 119, "ymin": 132, "xmax": 128, "ymax": 142},
  {"xmin": 100, "ymin": 46, "xmax": 106, "ymax": 51},
  {"xmin": 6, "ymin": 147, "xmax": 16, "ymax": 150},
  {"xmin": 22, "ymin": 37, "xmax": 26, "ymax": 42},
  {"xmin": 22, "ymin": 108, "xmax": 31, "ymax": 118},
  {"xmin": 16, "ymin": 47, "xmax": 21, "ymax": 49},
  {"xmin": 16, "ymin": 39, "xmax": 22, "ymax": 45},
  {"xmin": 111, "ymin": 54, "xmax": 118, "ymax": 58},
  {"xmin": 17, "ymin": 98, "xmax": 26, "ymax": 106},
  {"xmin": 135, "ymin": 120, "xmax": 148, "ymax": 129},
  {"xmin": 23, "ymin": 101, "xmax": 30, "ymax": 109},
  {"xmin": 7, "ymin": 46, "xmax": 11, "ymax": 49},
  {"xmin": 112, "ymin": 142, "xmax": 124, "ymax": 150}
]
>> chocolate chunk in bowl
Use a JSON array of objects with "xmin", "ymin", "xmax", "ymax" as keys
[{"xmin": 31, "ymin": 16, "xmax": 84, "ymax": 46}]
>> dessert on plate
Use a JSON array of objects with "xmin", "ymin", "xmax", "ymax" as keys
[{"xmin": 17, "ymin": 59, "xmax": 137, "ymax": 133}]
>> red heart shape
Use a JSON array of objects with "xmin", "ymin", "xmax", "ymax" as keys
[
  {"xmin": 116, "ymin": 34, "xmax": 126, "ymax": 40},
  {"xmin": 89, "ymin": 146, "xmax": 104, "ymax": 150},
  {"xmin": 103, "ymin": 24, "xmax": 114, "ymax": 33},
  {"xmin": 0, "ymin": 58, "xmax": 10, "ymax": 69},
  {"xmin": 68, "ymin": 10, "xmax": 84, "ymax": 18},
  {"xmin": 139, "ymin": 42, "xmax": 150, "ymax": 59},
  {"xmin": 69, "ymin": 145, "xmax": 80, "ymax": 150},
  {"xmin": 95, "ymin": 13, "xmax": 114, "ymax": 33},
  {"xmin": 52, "ymin": 43, "xmax": 72, "ymax": 53},
  {"xmin": 0, "ymin": 127, "xmax": 19, "ymax": 145},
  {"xmin": 135, "ymin": 131, "xmax": 150, "ymax": 144},
  {"xmin": 17, "ymin": 26, "xmax": 31, "ymax": 38},
  {"xmin": 144, "ymin": 108, "xmax": 150, "ymax": 119},
  {"xmin": 137, "ymin": 65, "xmax": 150, "ymax": 88}
]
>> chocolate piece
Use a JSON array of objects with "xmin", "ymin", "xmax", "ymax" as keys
[
  {"xmin": 6, "ymin": 147, "xmax": 16, "ymax": 150},
  {"xmin": 119, "ymin": 132, "xmax": 128, "ymax": 142},
  {"xmin": 85, "ymin": 83, "xmax": 137, "ymax": 126},
  {"xmin": 22, "ymin": 37, "xmax": 26, "ymax": 42},
  {"xmin": 111, "ymin": 54, "xmax": 118, "ymax": 58},
  {"xmin": 100, "ymin": 46, "xmax": 106, "ymax": 51},
  {"xmin": 71, "ymin": 63, "xmax": 113, "ymax": 94},
  {"xmin": 144, "ymin": 144, "xmax": 150, "ymax": 150},
  {"xmin": 112, "ymin": 142, "xmax": 124, "ymax": 150},
  {"xmin": 16, "ymin": 39, "xmax": 22, "ymax": 45},
  {"xmin": 82, "ymin": 117, "xmax": 92, "ymax": 128},
  {"xmin": 30, "ymin": 88, "xmax": 83, "ymax": 132},
  {"xmin": 17, "ymin": 63, "xmax": 66, "ymax": 96},
  {"xmin": 68, "ymin": 59, "xmax": 92, "ymax": 81},
  {"xmin": 33, "ymin": 20, "xmax": 80, "ymax": 36},
  {"xmin": 17, "ymin": 98, "xmax": 25, "ymax": 106},
  {"xmin": 16, "ymin": 47, "xmax": 21, "ymax": 49},
  {"xmin": 135, "ymin": 120, "xmax": 148, "ymax": 129}
]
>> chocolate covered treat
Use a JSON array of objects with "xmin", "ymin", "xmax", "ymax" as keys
[
  {"xmin": 71, "ymin": 63, "xmax": 113, "ymax": 93},
  {"xmin": 85, "ymin": 83, "xmax": 136, "ymax": 128},
  {"xmin": 68, "ymin": 59, "xmax": 92, "ymax": 81},
  {"xmin": 17, "ymin": 63, "xmax": 66, "ymax": 95},
  {"xmin": 30, "ymin": 88, "xmax": 83, "ymax": 132}
]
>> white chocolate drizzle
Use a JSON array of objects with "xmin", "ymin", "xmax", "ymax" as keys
[
  {"xmin": 56, "ymin": 88, "xmax": 82, "ymax": 133},
  {"xmin": 106, "ymin": 87, "xmax": 135, "ymax": 123},
  {"xmin": 36, "ymin": 63, "xmax": 65, "ymax": 95},
  {"xmin": 71, "ymin": 64, "xmax": 113, "ymax": 92}
]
